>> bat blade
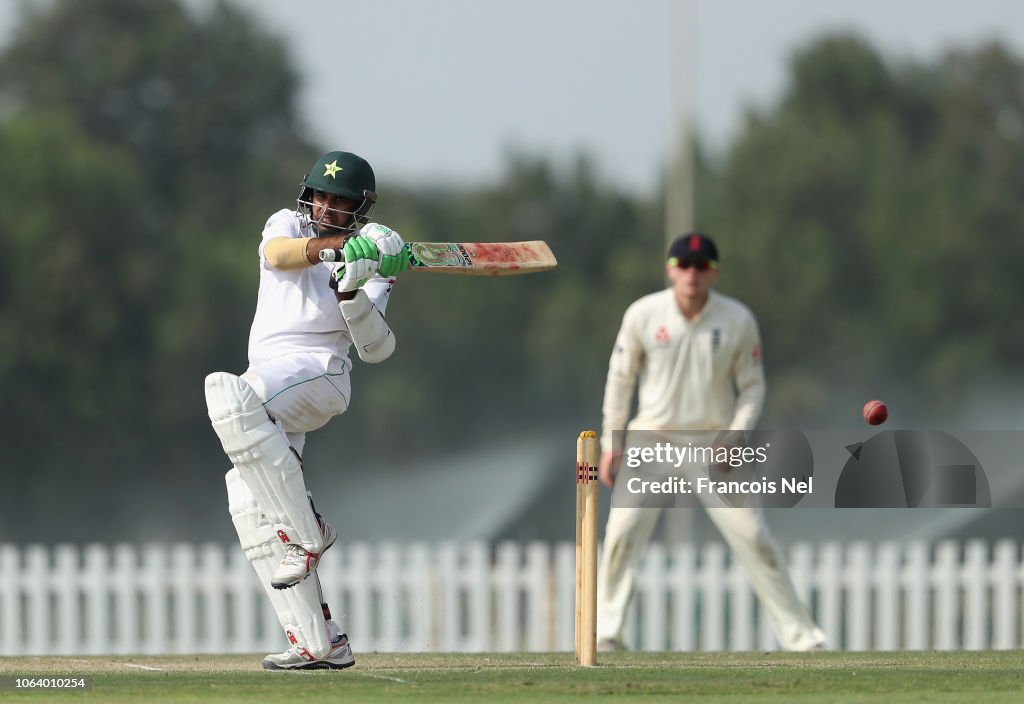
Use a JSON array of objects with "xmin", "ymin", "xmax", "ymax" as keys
[{"xmin": 406, "ymin": 240, "xmax": 557, "ymax": 276}]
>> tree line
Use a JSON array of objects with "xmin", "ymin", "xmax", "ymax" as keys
[{"xmin": 1, "ymin": 0, "xmax": 1021, "ymax": 540}]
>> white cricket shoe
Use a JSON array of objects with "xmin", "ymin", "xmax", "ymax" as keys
[
  {"xmin": 262, "ymin": 632, "xmax": 355, "ymax": 671},
  {"xmin": 270, "ymin": 518, "xmax": 337, "ymax": 590},
  {"xmin": 597, "ymin": 638, "xmax": 627, "ymax": 652}
]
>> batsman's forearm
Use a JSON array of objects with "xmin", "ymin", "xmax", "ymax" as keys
[
  {"xmin": 264, "ymin": 235, "xmax": 352, "ymax": 269},
  {"xmin": 305, "ymin": 234, "xmax": 350, "ymax": 265},
  {"xmin": 264, "ymin": 237, "xmax": 312, "ymax": 270}
]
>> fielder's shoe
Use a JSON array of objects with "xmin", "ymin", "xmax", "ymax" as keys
[
  {"xmin": 597, "ymin": 638, "xmax": 627, "ymax": 652},
  {"xmin": 785, "ymin": 627, "xmax": 828, "ymax": 652},
  {"xmin": 262, "ymin": 632, "xmax": 355, "ymax": 671},
  {"xmin": 270, "ymin": 517, "xmax": 337, "ymax": 590}
]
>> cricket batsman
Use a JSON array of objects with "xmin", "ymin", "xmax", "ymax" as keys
[{"xmin": 204, "ymin": 150, "xmax": 408, "ymax": 670}]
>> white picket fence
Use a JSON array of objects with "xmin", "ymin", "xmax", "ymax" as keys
[{"xmin": 1, "ymin": 539, "xmax": 1021, "ymax": 655}]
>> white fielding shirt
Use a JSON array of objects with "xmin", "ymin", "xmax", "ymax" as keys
[
  {"xmin": 247, "ymin": 209, "xmax": 394, "ymax": 367},
  {"xmin": 600, "ymin": 288, "xmax": 765, "ymax": 451}
]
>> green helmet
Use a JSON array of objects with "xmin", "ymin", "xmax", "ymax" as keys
[{"xmin": 296, "ymin": 151, "xmax": 378, "ymax": 235}]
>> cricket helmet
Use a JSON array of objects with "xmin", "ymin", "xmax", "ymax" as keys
[{"xmin": 296, "ymin": 151, "xmax": 377, "ymax": 235}]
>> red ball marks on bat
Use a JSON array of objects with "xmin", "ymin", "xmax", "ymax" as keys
[{"xmin": 863, "ymin": 400, "xmax": 888, "ymax": 426}]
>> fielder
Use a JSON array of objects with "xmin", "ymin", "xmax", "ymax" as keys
[
  {"xmin": 596, "ymin": 233, "xmax": 826, "ymax": 652},
  {"xmin": 205, "ymin": 150, "xmax": 409, "ymax": 670}
]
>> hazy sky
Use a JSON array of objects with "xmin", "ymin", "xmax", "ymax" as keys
[{"xmin": 2, "ymin": 0, "xmax": 1023, "ymax": 194}]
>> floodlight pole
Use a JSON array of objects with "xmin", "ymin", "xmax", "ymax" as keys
[
  {"xmin": 666, "ymin": 0, "xmax": 695, "ymax": 250},
  {"xmin": 665, "ymin": 0, "xmax": 697, "ymax": 549}
]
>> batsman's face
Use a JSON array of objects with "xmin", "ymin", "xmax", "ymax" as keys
[
  {"xmin": 667, "ymin": 259, "xmax": 719, "ymax": 299},
  {"xmin": 311, "ymin": 191, "xmax": 358, "ymax": 233}
]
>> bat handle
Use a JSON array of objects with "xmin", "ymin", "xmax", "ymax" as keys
[
  {"xmin": 319, "ymin": 248, "xmax": 345, "ymax": 263},
  {"xmin": 403, "ymin": 242, "xmax": 419, "ymax": 268},
  {"xmin": 321, "ymin": 244, "xmax": 416, "ymax": 269}
]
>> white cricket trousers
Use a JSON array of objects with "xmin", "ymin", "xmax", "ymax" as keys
[
  {"xmin": 240, "ymin": 353, "xmax": 351, "ymax": 455},
  {"xmin": 596, "ymin": 503, "xmax": 826, "ymax": 651}
]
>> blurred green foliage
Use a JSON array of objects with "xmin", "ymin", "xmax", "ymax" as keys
[
  {"xmin": 0, "ymin": 1, "xmax": 1021, "ymax": 540},
  {"xmin": 700, "ymin": 35, "xmax": 1024, "ymax": 424}
]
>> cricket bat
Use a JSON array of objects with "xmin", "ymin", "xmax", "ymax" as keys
[{"xmin": 320, "ymin": 240, "xmax": 557, "ymax": 276}]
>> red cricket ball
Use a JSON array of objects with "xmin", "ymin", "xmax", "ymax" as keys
[{"xmin": 863, "ymin": 400, "xmax": 888, "ymax": 425}]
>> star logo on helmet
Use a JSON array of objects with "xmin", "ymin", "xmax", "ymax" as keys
[{"xmin": 323, "ymin": 160, "xmax": 343, "ymax": 179}]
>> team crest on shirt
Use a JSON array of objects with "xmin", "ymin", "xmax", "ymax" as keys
[{"xmin": 654, "ymin": 325, "xmax": 671, "ymax": 346}]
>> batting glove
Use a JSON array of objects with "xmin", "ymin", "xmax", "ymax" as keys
[
  {"xmin": 360, "ymin": 223, "xmax": 409, "ymax": 277},
  {"xmin": 332, "ymin": 236, "xmax": 380, "ymax": 292}
]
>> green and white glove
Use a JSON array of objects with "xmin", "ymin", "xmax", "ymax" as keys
[
  {"xmin": 359, "ymin": 223, "xmax": 409, "ymax": 277},
  {"xmin": 332, "ymin": 235, "xmax": 380, "ymax": 292}
]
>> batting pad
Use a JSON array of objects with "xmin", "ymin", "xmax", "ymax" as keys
[
  {"xmin": 205, "ymin": 372, "xmax": 325, "ymax": 552},
  {"xmin": 226, "ymin": 468, "xmax": 332, "ymax": 657}
]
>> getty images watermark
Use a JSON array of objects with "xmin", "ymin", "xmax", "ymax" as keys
[
  {"xmin": 622, "ymin": 440, "xmax": 812, "ymax": 498},
  {"xmin": 609, "ymin": 429, "xmax": 1014, "ymax": 509}
]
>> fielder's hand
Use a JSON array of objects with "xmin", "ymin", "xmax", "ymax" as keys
[
  {"xmin": 332, "ymin": 236, "xmax": 380, "ymax": 292},
  {"xmin": 360, "ymin": 223, "xmax": 409, "ymax": 277},
  {"xmin": 598, "ymin": 449, "xmax": 622, "ymax": 488}
]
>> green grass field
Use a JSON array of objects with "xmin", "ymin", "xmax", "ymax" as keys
[{"xmin": 1, "ymin": 651, "xmax": 1022, "ymax": 703}]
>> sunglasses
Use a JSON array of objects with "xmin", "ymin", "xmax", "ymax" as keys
[{"xmin": 669, "ymin": 257, "xmax": 716, "ymax": 271}]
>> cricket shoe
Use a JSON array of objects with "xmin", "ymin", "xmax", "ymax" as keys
[
  {"xmin": 262, "ymin": 632, "xmax": 355, "ymax": 671},
  {"xmin": 597, "ymin": 638, "xmax": 627, "ymax": 652},
  {"xmin": 270, "ymin": 516, "xmax": 337, "ymax": 590}
]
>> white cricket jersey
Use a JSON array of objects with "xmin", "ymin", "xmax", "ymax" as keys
[
  {"xmin": 600, "ymin": 288, "xmax": 765, "ymax": 451},
  {"xmin": 247, "ymin": 209, "xmax": 394, "ymax": 367}
]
